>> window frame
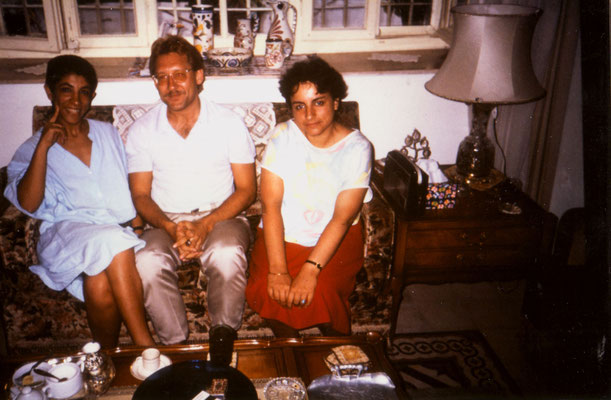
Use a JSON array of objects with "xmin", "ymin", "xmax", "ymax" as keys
[
  {"xmin": 60, "ymin": 0, "xmax": 156, "ymax": 55},
  {"xmin": 0, "ymin": 0, "xmax": 454, "ymax": 58},
  {"xmin": 377, "ymin": 0, "xmax": 445, "ymax": 34},
  {"xmin": 304, "ymin": 1, "xmax": 378, "ymax": 40},
  {"xmin": 295, "ymin": 0, "xmax": 451, "ymax": 54},
  {"xmin": 0, "ymin": 1, "xmax": 62, "ymax": 53}
]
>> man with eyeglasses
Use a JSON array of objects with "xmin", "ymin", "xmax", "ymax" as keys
[{"xmin": 125, "ymin": 35, "xmax": 256, "ymax": 366}]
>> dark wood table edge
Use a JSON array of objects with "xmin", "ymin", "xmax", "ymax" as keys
[{"xmin": 1, "ymin": 332, "xmax": 407, "ymax": 399}]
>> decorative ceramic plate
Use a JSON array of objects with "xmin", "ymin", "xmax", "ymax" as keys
[
  {"xmin": 12, "ymin": 361, "xmax": 51, "ymax": 387},
  {"xmin": 263, "ymin": 377, "xmax": 306, "ymax": 400}
]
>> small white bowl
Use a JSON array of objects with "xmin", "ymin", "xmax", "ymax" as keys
[
  {"xmin": 207, "ymin": 47, "xmax": 252, "ymax": 69},
  {"xmin": 43, "ymin": 362, "xmax": 83, "ymax": 399}
]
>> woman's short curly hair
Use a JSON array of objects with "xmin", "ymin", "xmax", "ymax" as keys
[
  {"xmin": 45, "ymin": 55, "xmax": 98, "ymax": 94},
  {"xmin": 149, "ymin": 35, "xmax": 205, "ymax": 77},
  {"xmin": 279, "ymin": 56, "xmax": 348, "ymax": 105}
]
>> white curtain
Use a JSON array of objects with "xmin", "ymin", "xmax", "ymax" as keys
[
  {"xmin": 462, "ymin": 0, "xmax": 581, "ymax": 212},
  {"xmin": 490, "ymin": 0, "xmax": 581, "ymax": 211}
]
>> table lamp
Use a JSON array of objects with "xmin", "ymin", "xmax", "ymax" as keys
[{"xmin": 425, "ymin": 4, "xmax": 545, "ymax": 185}]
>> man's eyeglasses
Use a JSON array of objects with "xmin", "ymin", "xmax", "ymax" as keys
[{"xmin": 152, "ymin": 69, "xmax": 192, "ymax": 84}]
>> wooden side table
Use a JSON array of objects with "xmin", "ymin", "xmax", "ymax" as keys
[{"xmin": 373, "ymin": 165, "xmax": 557, "ymax": 336}]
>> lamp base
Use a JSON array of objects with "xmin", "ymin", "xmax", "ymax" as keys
[
  {"xmin": 455, "ymin": 134, "xmax": 495, "ymax": 178},
  {"xmin": 456, "ymin": 103, "xmax": 496, "ymax": 179},
  {"xmin": 444, "ymin": 165, "xmax": 505, "ymax": 191}
]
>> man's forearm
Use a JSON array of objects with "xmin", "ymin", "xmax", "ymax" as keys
[
  {"xmin": 197, "ymin": 187, "xmax": 255, "ymax": 227},
  {"xmin": 132, "ymin": 194, "xmax": 175, "ymax": 233}
]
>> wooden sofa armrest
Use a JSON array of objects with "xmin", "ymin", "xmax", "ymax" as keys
[
  {"xmin": 347, "ymin": 183, "xmax": 394, "ymax": 335},
  {"xmin": 361, "ymin": 184, "xmax": 395, "ymax": 294}
]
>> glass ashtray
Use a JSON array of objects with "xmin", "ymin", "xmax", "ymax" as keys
[{"xmin": 263, "ymin": 377, "xmax": 306, "ymax": 400}]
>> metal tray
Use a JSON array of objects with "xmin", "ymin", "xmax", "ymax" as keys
[{"xmin": 307, "ymin": 372, "xmax": 399, "ymax": 400}]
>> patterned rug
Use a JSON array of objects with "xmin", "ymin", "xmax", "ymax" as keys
[{"xmin": 387, "ymin": 331, "xmax": 520, "ymax": 399}]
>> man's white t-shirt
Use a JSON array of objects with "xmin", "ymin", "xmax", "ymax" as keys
[{"xmin": 125, "ymin": 97, "xmax": 255, "ymax": 213}]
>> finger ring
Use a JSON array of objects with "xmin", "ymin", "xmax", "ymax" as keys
[
  {"xmin": 300, "ymin": 299, "xmax": 306, "ymax": 305},
  {"xmin": 186, "ymin": 239, "xmax": 192, "ymax": 246}
]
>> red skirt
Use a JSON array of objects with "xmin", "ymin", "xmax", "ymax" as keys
[{"xmin": 246, "ymin": 222, "xmax": 364, "ymax": 334}]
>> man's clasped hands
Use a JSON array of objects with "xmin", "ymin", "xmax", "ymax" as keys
[{"xmin": 172, "ymin": 217, "xmax": 215, "ymax": 261}]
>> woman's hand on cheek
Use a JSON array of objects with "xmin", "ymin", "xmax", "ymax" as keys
[{"xmin": 40, "ymin": 106, "xmax": 66, "ymax": 149}]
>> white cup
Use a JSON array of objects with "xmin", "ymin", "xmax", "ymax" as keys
[
  {"xmin": 141, "ymin": 348, "xmax": 161, "ymax": 371},
  {"xmin": 43, "ymin": 363, "xmax": 82, "ymax": 399}
]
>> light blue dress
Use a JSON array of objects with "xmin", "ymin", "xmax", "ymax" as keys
[{"xmin": 4, "ymin": 119, "xmax": 144, "ymax": 301}]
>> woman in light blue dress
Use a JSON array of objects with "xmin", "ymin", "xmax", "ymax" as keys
[{"xmin": 4, "ymin": 55, "xmax": 154, "ymax": 348}]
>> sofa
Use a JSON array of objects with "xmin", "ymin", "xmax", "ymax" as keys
[{"xmin": 0, "ymin": 101, "xmax": 395, "ymax": 357}]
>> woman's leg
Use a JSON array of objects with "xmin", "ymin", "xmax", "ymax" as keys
[
  {"xmin": 84, "ymin": 248, "xmax": 154, "ymax": 347},
  {"xmin": 265, "ymin": 318, "xmax": 300, "ymax": 338},
  {"xmin": 83, "ymin": 273, "xmax": 122, "ymax": 348},
  {"xmin": 103, "ymin": 248, "xmax": 155, "ymax": 346}
]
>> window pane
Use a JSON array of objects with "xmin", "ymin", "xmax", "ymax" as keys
[
  {"xmin": 379, "ymin": 0, "xmax": 432, "ymax": 27},
  {"xmin": 156, "ymin": 1, "xmax": 266, "ymax": 37},
  {"xmin": 227, "ymin": 0, "xmax": 265, "ymax": 34},
  {"xmin": 29, "ymin": 5, "xmax": 45, "ymax": 34},
  {"xmin": 313, "ymin": 0, "xmax": 365, "ymax": 29},
  {"xmin": 77, "ymin": 0, "xmax": 136, "ymax": 35},
  {"xmin": 157, "ymin": 0, "xmax": 204, "ymax": 37},
  {"xmin": 0, "ymin": 1, "xmax": 47, "ymax": 37}
]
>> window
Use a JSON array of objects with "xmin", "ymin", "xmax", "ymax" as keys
[
  {"xmin": 299, "ymin": 0, "xmax": 452, "ymax": 53},
  {"xmin": 313, "ymin": 0, "xmax": 367, "ymax": 28},
  {"xmin": 0, "ymin": 0, "xmax": 47, "ymax": 36},
  {"xmin": 75, "ymin": 1, "xmax": 137, "ymax": 35},
  {"xmin": 155, "ymin": 1, "xmax": 265, "ymax": 43},
  {"xmin": 0, "ymin": 0, "xmax": 455, "ymax": 58},
  {"xmin": 0, "ymin": 0, "xmax": 61, "ymax": 52},
  {"xmin": 379, "ymin": 0, "xmax": 432, "ymax": 27}
]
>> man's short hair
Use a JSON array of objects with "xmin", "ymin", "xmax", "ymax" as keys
[
  {"xmin": 45, "ymin": 55, "xmax": 98, "ymax": 93},
  {"xmin": 149, "ymin": 35, "xmax": 205, "ymax": 77},
  {"xmin": 278, "ymin": 55, "xmax": 348, "ymax": 105}
]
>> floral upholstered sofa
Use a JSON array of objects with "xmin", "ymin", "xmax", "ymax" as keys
[{"xmin": 0, "ymin": 101, "xmax": 394, "ymax": 356}]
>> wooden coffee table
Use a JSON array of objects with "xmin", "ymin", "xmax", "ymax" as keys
[{"xmin": 2, "ymin": 332, "xmax": 406, "ymax": 399}]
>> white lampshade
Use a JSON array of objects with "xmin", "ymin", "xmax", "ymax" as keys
[{"xmin": 425, "ymin": 4, "xmax": 545, "ymax": 105}]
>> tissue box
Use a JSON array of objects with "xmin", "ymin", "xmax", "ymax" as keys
[{"xmin": 425, "ymin": 183, "xmax": 458, "ymax": 209}]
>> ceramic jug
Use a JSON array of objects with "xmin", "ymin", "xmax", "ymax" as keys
[
  {"xmin": 192, "ymin": 4, "xmax": 214, "ymax": 58},
  {"xmin": 265, "ymin": 0, "xmax": 297, "ymax": 58},
  {"xmin": 234, "ymin": 14, "xmax": 260, "ymax": 52}
]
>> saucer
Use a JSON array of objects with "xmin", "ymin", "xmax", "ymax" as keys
[{"xmin": 130, "ymin": 355, "xmax": 172, "ymax": 380}]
